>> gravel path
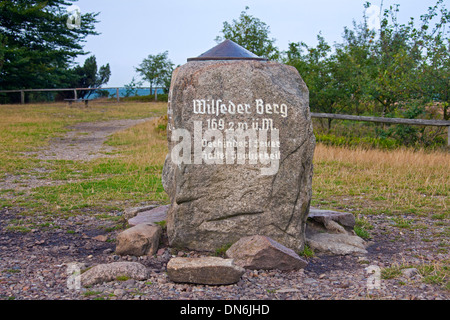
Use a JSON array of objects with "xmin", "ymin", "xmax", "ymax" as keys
[
  {"xmin": 0, "ymin": 119, "xmax": 448, "ymax": 301},
  {"xmin": 0, "ymin": 206, "xmax": 448, "ymax": 300}
]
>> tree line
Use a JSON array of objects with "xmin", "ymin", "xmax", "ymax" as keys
[
  {"xmin": 0, "ymin": 0, "xmax": 110, "ymax": 102},
  {"xmin": 140, "ymin": 2, "xmax": 449, "ymax": 124},
  {"xmin": 212, "ymin": 2, "xmax": 449, "ymax": 147},
  {"xmin": 285, "ymin": 1, "xmax": 449, "ymax": 124},
  {"xmin": 1, "ymin": 0, "xmax": 449, "ymax": 139},
  {"xmin": 217, "ymin": 3, "xmax": 449, "ymax": 122}
]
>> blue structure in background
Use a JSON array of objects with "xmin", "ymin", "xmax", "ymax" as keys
[{"xmin": 87, "ymin": 87, "xmax": 164, "ymax": 99}]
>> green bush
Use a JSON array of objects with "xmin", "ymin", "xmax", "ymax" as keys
[
  {"xmin": 315, "ymin": 133, "xmax": 399, "ymax": 150},
  {"xmin": 121, "ymin": 94, "xmax": 168, "ymax": 102}
]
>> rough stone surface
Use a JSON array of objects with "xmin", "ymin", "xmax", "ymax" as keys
[
  {"xmin": 115, "ymin": 224, "xmax": 162, "ymax": 256},
  {"xmin": 127, "ymin": 205, "xmax": 169, "ymax": 227},
  {"xmin": 81, "ymin": 262, "xmax": 149, "ymax": 286},
  {"xmin": 163, "ymin": 59, "xmax": 315, "ymax": 253},
  {"xmin": 226, "ymin": 235, "xmax": 307, "ymax": 271},
  {"xmin": 306, "ymin": 233, "xmax": 367, "ymax": 256},
  {"xmin": 305, "ymin": 208, "xmax": 367, "ymax": 256},
  {"xmin": 124, "ymin": 205, "xmax": 158, "ymax": 220},
  {"xmin": 308, "ymin": 207, "xmax": 356, "ymax": 230},
  {"xmin": 167, "ymin": 257, "xmax": 245, "ymax": 285},
  {"xmin": 402, "ymin": 268, "xmax": 419, "ymax": 279}
]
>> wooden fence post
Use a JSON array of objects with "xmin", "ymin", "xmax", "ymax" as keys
[
  {"xmin": 116, "ymin": 88, "xmax": 120, "ymax": 102},
  {"xmin": 20, "ymin": 91, "xmax": 24, "ymax": 104},
  {"xmin": 448, "ymin": 126, "xmax": 450, "ymax": 147}
]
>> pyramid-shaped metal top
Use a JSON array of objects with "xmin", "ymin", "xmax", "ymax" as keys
[{"xmin": 187, "ymin": 39, "xmax": 268, "ymax": 62}]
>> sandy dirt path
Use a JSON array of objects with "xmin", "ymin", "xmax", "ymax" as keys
[{"xmin": 37, "ymin": 118, "xmax": 152, "ymax": 161}]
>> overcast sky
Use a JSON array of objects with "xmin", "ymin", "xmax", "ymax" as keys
[{"xmin": 72, "ymin": 0, "xmax": 442, "ymax": 87}]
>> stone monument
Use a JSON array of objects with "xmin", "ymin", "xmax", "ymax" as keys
[{"xmin": 162, "ymin": 40, "xmax": 315, "ymax": 252}]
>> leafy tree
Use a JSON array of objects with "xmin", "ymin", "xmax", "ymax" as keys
[
  {"xmin": 215, "ymin": 7, "xmax": 279, "ymax": 60},
  {"xmin": 284, "ymin": 0, "xmax": 449, "ymax": 146},
  {"xmin": 413, "ymin": 0, "xmax": 450, "ymax": 120},
  {"xmin": 72, "ymin": 55, "xmax": 111, "ymax": 98},
  {"xmin": 0, "ymin": 33, "xmax": 5, "ymax": 74},
  {"xmin": 0, "ymin": 0, "xmax": 99, "ymax": 91},
  {"xmin": 332, "ymin": 8, "xmax": 378, "ymax": 116},
  {"xmin": 285, "ymin": 34, "xmax": 349, "ymax": 130},
  {"xmin": 367, "ymin": 4, "xmax": 422, "ymax": 116},
  {"xmin": 123, "ymin": 76, "xmax": 143, "ymax": 97},
  {"xmin": 135, "ymin": 51, "xmax": 174, "ymax": 95}
]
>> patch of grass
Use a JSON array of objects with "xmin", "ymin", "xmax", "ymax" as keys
[
  {"xmin": 5, "ymin": 224, "xmax": 31, "ymax": 233},
  {"xmin": 83, "ymin": 291, "xmax": 102, "ymax": 297},
  {"xmin": 315, "ymin": 133, "xmax": 400, "ymax": 150},
  {"xmin": 0, "ymin": 102, "xmax": 166, "ymax": 173},
  {"xmin": 312, "ymin": 144, "xmax": 449, "ymax": 218},
  {"xmin": 354, "ymin": 226, "xmax": 372, "ymax": 240},
  {"xmin": 30, "ymin": 174, "xmax": 166, "ymax": 211},
  {"xmin": 9, "ymin": 115, "xmax": 170, "ymax": 215},
  {"xmin": 417, "ymin": 261, "xmax": 450, "ymax": 290},
  {"xmin": 354, "ymin": 216, "xmax": 374, "ymax": 240},
  {"xmin": 104, "ymin": 225, "xmax": 124, "ymax": 233},
  {"xmin": 381, "ymin": 266, "xmax": 403, "ymax": 280},
  {"xmin": 214, "ymin": 243, "xmax": 233, "ymax": 257},
  {"xmin": 431, "ymin": 213, "xmax": 448, "ymax": 220},
  {"xmin": 391, "ymin": 217, "xmax": 414, "ymax": 230},
  {"xmin": 299, "ymin": 244, "xmax": 315, "ymax": 258},
  {"xmin": 155, "ymin": 220, "xmax": 167, "ymax": 229},
  {"xmin": 3, "ymin": 269, "xmax": 20, "ymax": 273},
  {"xmin": 381, "ymin": 261, "xmax": 450, "ymax": 290},
  {"xmin": 0, "ymin": 102, "xmax": 169, "ymax": 216},
  {"xmin": 116, "ymin": 275, "xmax": 130, "ymax": 281}
]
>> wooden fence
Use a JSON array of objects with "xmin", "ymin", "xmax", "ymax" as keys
[
  {"xmin": 1, "ymin": 88, "xmax": 449, "ymax": 146},
  {"xmin": 0, "ymin": 86, "xmax": 161, "ymax": 103},
  {"xmin": 310, "ymin": 112, "xmax": 450, "ymax": 146}
]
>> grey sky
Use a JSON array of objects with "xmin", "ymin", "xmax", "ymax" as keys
[{"xmin": 73, "ymin": 0, "xmax": 442, "ymax": 87}]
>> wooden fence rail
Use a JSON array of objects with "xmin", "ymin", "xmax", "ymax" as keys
[
  {"xmin": 1, "ymin": 90, "xmax": 449, "ymax": 146},
  {"xmin": 310, "ymin": 112, "xmax": 450, "ymax": 146},
  {"xmin": 0, "ymin": 86, "xmax": 161, "ymax": 103}
]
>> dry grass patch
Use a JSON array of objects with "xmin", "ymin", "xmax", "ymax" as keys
[
  {"xmin": 0, "ymin": 102, "xmax": 167, "ymax": 170},
  {"xmin": 0, "ymin": 102, "xmax": 169, "ymax": 213},
  {"xmin": 27, "ymin": 116, "xmax": 170, "ymax": 212},
  {"xmin": 1, "ymin": 102, "xmax": 447, "ymax": 221},
  {"xmin": 381, "ymin": 259, "xmax": 450, "ymax": 290},
  {"xmin": 312, "ymin": 144, "xmax": 449, "ymax": 216},
  {"xmin": 105, "ymin": 115, "xmax": 168, "ymax": 168}
]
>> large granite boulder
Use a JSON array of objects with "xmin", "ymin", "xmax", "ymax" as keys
[{"xmin": 162, "ymin": 52, "xmax": 315, "ymax": 252}]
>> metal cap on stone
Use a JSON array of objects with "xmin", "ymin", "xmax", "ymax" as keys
[{"xmin": 187, "ymin": 39, "xmax": 268, "ymax": 62}]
